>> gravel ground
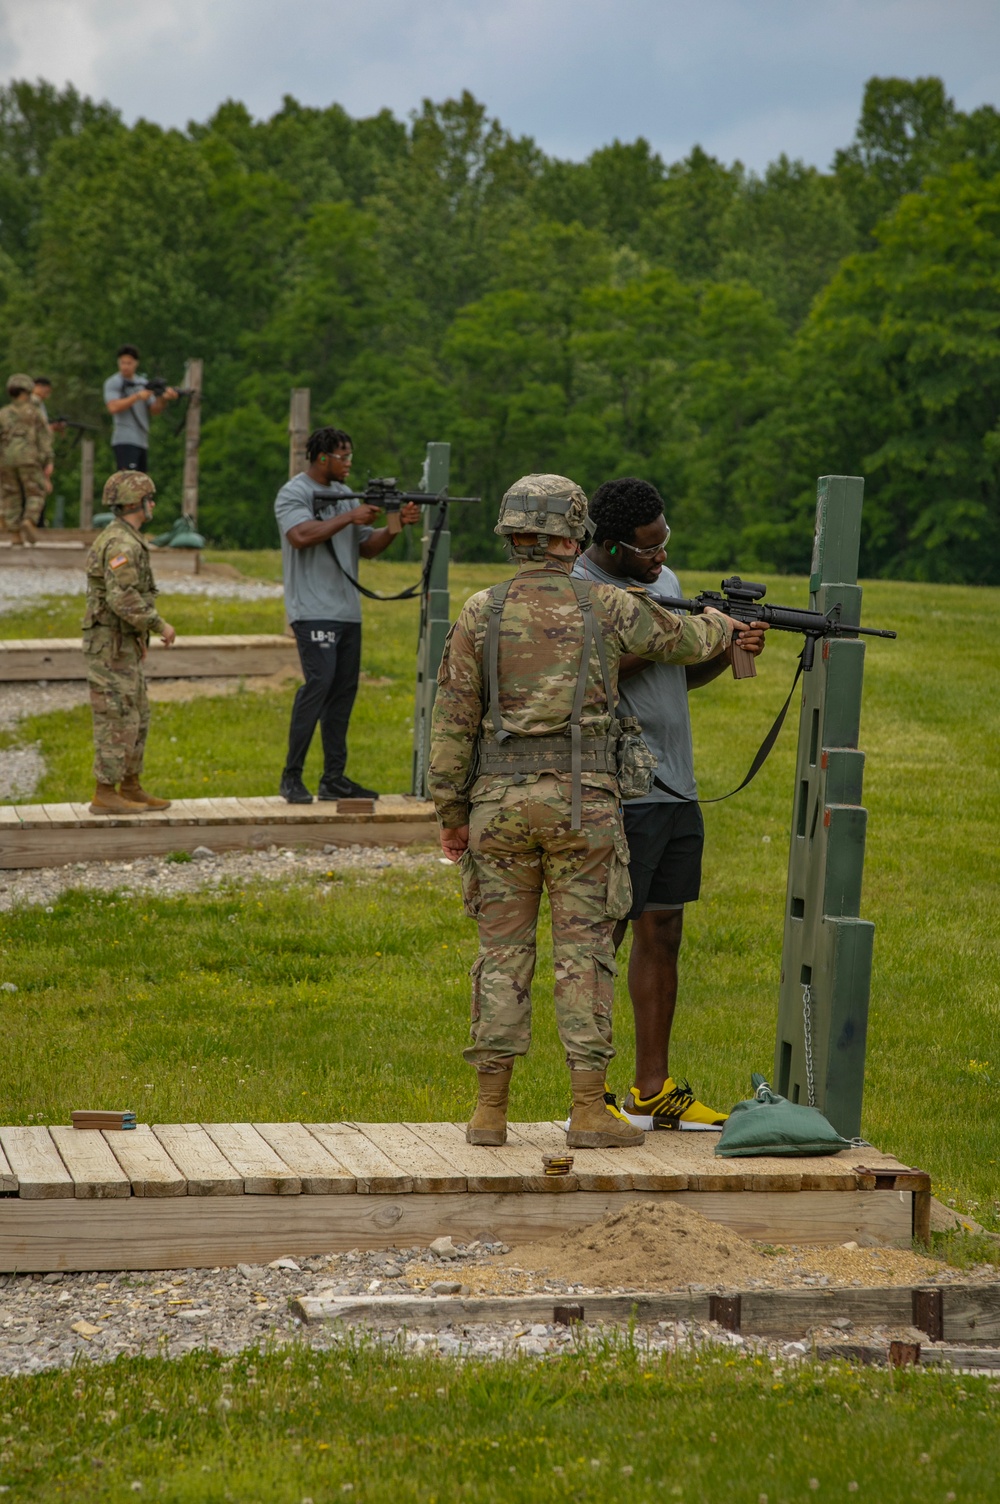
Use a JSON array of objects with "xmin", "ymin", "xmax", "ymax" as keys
[
  {"xmin": 0, "ymin": 840, "xmax": 442, "ymax": 913},
  {"xmin": 1, "ymin": 1239, "xmax": 980, "ymax": 1380},
  {"xmin": 0, "ymin": 566, "xmax": 283, "ymax": 613}
]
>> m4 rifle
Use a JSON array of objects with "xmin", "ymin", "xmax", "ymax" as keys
[{"xmin": 658, "ymin": 575, "xmax": 896, "ymax": 676}]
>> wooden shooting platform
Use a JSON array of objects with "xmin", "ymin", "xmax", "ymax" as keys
[
  {"xmin": 0, "ymin": 1122, "xmax": 928, "ymax": 1273},
  {"xmin": 0, "ymin": 634, "xmax": 298, "ymax": 682},
  {"xmin": 0, "ymin": 795, "xmax": 435, "ymax": 869},
  {"xmin": 0, "ymin": 539, "xmax": 199, "ymax": 575}
]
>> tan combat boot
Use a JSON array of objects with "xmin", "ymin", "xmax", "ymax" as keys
[
  {"xmin": 19, "ymin": 518, "xmax": 39, "ymax": 545},
  {"xmin": 466, "ymin": 1064, "xmax": 513, "ymax": 1146},
  {"xmin": 120, "ymin": 775, "xmax": 171, "ymax": 811},
  {"xmin": 89, "ymin": 783, "xmax": 148, "ymax": 815},
  {"xmin": 567, "ymin": 1070, "xmax": 645, "ymax": 1148}
]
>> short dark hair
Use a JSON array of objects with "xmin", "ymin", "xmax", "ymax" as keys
[
  {"xmin": 589, "ymin": 477, "xmax": 665, "ymax": 547},
  {"xmin": 306, "ymin": 426, "xmax": 353, "ymax": 462},
  {"xmin": 33, "ymin": 376, "xmax": 52, "ymax": 388},
  {"xmin": 116, "ymin": 344, "xmax": 140, "ymax": 360}
]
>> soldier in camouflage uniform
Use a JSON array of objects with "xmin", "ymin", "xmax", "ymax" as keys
[
  {"xmin": 0, "ymin": 373, "xmax": 53, "ymax": 542},
  {"xmin": 428, "ymin": 474, "xmax": 738, "ymax": 1149},
  {"xmin": 83, "ymin": 472, "xmax": 176, "ymax": 815}
]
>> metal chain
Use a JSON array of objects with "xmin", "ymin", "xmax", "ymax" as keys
[{"xmin": 801, "ymin": 982, "xmax": 816, "ymax": 1107}]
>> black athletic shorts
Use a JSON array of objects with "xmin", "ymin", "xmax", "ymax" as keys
[
  {"xmin": 113, "ymin": 444, "xmax": 148, "ymax": 472},
  {"xmin": 623, "ymin": 800, "xmax": 705, "ymax": 920}
]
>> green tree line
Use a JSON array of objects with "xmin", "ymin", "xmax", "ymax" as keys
[{"xmin": 2, "ymin": 74, "xmax": 999, "ymax": 581}]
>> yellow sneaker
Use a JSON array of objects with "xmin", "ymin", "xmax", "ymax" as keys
[{"xmin": 622, "ymin": 1077, "xmax": 728, "ymax": 1131}]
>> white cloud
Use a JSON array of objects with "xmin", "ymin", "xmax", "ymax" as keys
[{"xmin": 1, "ymin": 0, "xmax": 998, "ymax": 170}]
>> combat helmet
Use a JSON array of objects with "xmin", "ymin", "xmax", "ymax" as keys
[
  {"xmin": 5, "ymin": 373, "xmax": 34, "ymax": 397},
  {"xmin": 103, "ymin": 471, "xmax": 156, "ymax": 513},
  {"xmin": 495, "ymin": 473, "xmax": 593, "ymax": 542}
]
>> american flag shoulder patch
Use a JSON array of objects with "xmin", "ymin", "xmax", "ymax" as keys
[{"xmin": 109, "ymin": 553, "xmax": 130, "ymax": 569}]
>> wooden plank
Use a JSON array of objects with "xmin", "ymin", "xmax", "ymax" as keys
[
  {"xmin": 294, "ymin": 1292, "xmax": 707, "ymax": 1329},
  {"xmin": 253, "ymin": 1122, "xmax": 356, "ymax": 1194},
  {"xmin": 8, "ymin": 804, "xmax": 54, "ymax": 828},
  {"xmin": 353, "ymin": 1122, "xmax": 466, "ymax": 1194},
  {"xmin": 39, "ymin": 803, "xmax": 85, "ymax": 827},
  {"xmin": 0, "ymin": 801, "xmax": 436, "ymax": 868},
  {"xmin": 201, "ymin": 1123, "xmax": 301, "ymax": 1195},
  {"xmin": 305, "ymin": 1124, "xmax": 413, "ymax": 1194},
  {"xmin": 151, "ymin": 1124, "xmax": 244, "ymax": 1196},
  {"xmin": 943, "ymin": 1286, "xmax": 1000, "ymax": 1343},
  {"xmin": 405, "ymin": 1122, "xmax": 526, "ymax": 1195},
  {"xmin": 0, "ymin": 1136, "xmax": 18, "ymax": 1193},
  {"xmin": 406, "ymin": 1121, "xmax": 580, "ymax": 1194},
  {"xmin": 0, "ymin": 806, "xmax": 22, "ymax": 827},
  {"xmin": 513, "ymin": 1121, "xmax": 633, "ymax": 1192},
  {"xmin": 102, "ymin": 1124, "xmax": 186, "ymax": 1197},
  {"xmin": 0, "ymin": 1187, "xmax": 914, "ymax": 1273},
  {"xmin": 48, "ymin": 1126, "xmax": 131, "ymax": 1200},
  {"xmin": 0, "ymin": 1126, "xmax": 74, "ymax": 1199}
]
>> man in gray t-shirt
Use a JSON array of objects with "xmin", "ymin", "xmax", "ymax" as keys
[
  {"xmin": 275, "ymin": 424, "xmax": 421, "ymax": 804},
  {"xmin": 574, "ymin": 477, "xmax": 766, "ymax": 1131},
  {"xmin": 103, "ymin": 344, "xmax": 179, "ymax": 472}
]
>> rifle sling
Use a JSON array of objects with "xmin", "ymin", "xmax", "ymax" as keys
[{"xmin": 652, "ymin": 654, "xmax": 804, "ymax": 803}]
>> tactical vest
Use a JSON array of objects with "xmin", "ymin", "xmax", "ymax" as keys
[{"xmin": 476, "ymin": 574, "xmax": 655, "ymax": 828}]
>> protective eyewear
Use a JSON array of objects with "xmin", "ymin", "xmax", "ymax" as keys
[{"xmin": 615, "ymin": 530, "xmax": 670, "ymax": 560}]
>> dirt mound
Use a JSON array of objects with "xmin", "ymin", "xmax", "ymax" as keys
[{"xmin": 501, "ymin": 1199, "xmax": 779, "ymax": 1291}]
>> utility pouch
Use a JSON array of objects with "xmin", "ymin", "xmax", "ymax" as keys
[{"xmin": 614, "ymin": 714, "xmax": 656, "ymax": 800}]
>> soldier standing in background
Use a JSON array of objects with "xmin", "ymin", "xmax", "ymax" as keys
[
  {"xmin": 428, "ymin": 474, "xmax": 740, "ymax": 1150},
  {"xmin": 0, "ymin": 372, "xmax": 53, "ymax": 543},
  {"xmin": 83, "ymin": 471, "xmax": 176, "ymax": 815}
]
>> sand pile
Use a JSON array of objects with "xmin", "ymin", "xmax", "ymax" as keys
[{"xmin": 498, "ymin": 1200, "xmax": 780, "ymax": 1291}]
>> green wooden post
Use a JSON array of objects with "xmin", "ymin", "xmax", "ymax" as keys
[
  {"xmin": 411, "ymin": 442, "xmax": 451, "ymax": 798},
  {"xmin": 774, "ymin": 475, "xmax": 874, "ymax": 1139}
]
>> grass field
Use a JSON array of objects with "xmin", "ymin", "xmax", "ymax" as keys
[
  {"xmin": 0, "ymin": 1341, "xmax": 998, "ymax": 1502},
  {"xmin": 1, "ymin": 561, "xmax": 997, "ymax": 1225}
]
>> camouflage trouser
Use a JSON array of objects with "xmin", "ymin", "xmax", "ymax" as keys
[
  {"xmin": 84, "ymin": 629, "xmax": 150, "ymax": 784},
  {"xmin": 0, "ymin": 466, "xmax": 47, "ymax": 527},
  {"xmin": 460, "ymin": 775, "xmax": 633, "ymax": 1073}
]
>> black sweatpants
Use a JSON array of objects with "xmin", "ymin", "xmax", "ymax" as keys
[{"xmin": 285, "ymin": 619, "xmax": 362, "ymax": 781}]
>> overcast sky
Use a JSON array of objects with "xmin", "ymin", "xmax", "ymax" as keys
[{"xmin": 2, "ymin": 0, "xmax": 998, "ymax": 172}]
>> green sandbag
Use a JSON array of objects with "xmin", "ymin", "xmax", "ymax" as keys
[{"xmin": 715, "ymin": 1073, "xmax": 852, "ymax": 1158}]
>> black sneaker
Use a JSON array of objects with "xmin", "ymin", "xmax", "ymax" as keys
[
  {"xmin": 279, "ymin": 771, "xmax": 313, "ymax": 804},
  {"xmin": 318, "ymin": 774, "xmax": 379, "ymax": 800}
]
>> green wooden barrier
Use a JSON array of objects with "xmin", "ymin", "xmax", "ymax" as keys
[{"xmin": 774, "ymin": 474, "xmax": 875, "ymax": 1139}]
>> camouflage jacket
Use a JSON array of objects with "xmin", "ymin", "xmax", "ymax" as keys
[
  {"xmin": 83, "ymin": 518, "xmax": 164, "ymax": 640},
  {"xmin": 428, "ymin": 558, "xmax": 732, "ymax": 828},
  {"xmin": 0, "ymin": 398, "xmax": 53, "ymax": 469}
]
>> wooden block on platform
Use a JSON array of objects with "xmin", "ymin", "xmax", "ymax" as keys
[
  {"xmin": 49, "ymin": 1126, "xmax": 131, "ymax": 1199},
  {"xmin": 102, "ymin": 1124, "xmax": 186, "ymax": 1197},
  {"xmin": 0, "ymin": 1126, "xmax": 74, "ymax": 1199},
  {"xmin": 253, "ymin": 1122, "xmax": 356, "ymax": 1194},
  {"xmin": 151, "ymin": 1124, "xmax": 244, "ymax": 1197},
  {"xmin": 0, "ymin": 1137, "xmax": 17, "ymax": 1194},
  {"xmin": 201, "ymin": 1123, "xmax": 301, "ymax": 1195},
  {"xmin": 513, "ymin": 1122, "xmax": 633, "ymax": 1192},
  {"xmin": 354, "ymin": 1123, "xmax": 466, "ymax": 1194},
  {"xmin": 305, "ymin": 1124, "xmax": 413, "ymax": 1195}
]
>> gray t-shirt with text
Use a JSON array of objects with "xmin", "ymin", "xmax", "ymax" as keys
[
  {"xmin": 274, "ymin": 472, "xmax": 374, "ymax": 624},
  {"xmin": 572, "ymin": 553, "xmax": 697, "ymax": 803},
  {"xmin": 103, "ymin": 372, "xmax": 154, "ymax": 448}
]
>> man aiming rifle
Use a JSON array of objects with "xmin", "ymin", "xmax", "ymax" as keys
[
  {"xmin": 274, "ymin": 425, "xmax": 423, "ymax": 804},
  {"xmin": 103, "ymin": 345, "xmax": 180, "ymax": 472}
]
